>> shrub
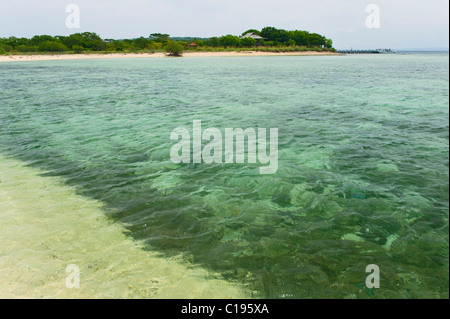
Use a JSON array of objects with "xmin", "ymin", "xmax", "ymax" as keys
[
  {"xmin": 38, "ymin": 41, "xmax": 67, "ymax": 52},
  {"xmin": 240, "ymin": 37, "xmax": 256, "ymax": 47},
  {"xmin": 17, "ymin": 45, "xmax": 37, "ymax": 52},
  {"xmin": 72, "ymin": 45, "xmax": 84, "ymax": 53},
  {"xmin": 165, "ymin": 40, "xmax": 183, "ymax": 56},
  {"xmin": 218, "ymin": 35, "xmax": 241, "ymax": 48},
  {"xmin": 105, "ymin": 43, "xmax": 115, "ymax": 52},
  {"xmin": 2, "ymin": 44, "xmax": 13, "ymax": 53}
]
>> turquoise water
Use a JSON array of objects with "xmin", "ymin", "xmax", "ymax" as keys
[{"xmin": 0, "ymin": 53, "xmax": 448, "ymax": 298}]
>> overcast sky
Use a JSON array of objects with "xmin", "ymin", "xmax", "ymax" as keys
[{"xmin": 1, "ymin": 0, "xmax": 448, "ymax": 49}]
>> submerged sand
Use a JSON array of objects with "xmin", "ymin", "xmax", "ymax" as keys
[
  {"xmin": 0, "ymin": 154, "xmax": 248, "ymax": 299},
  {"xmin": 0, "ymin": 51, "xmax": 339, "ymax": 63}
]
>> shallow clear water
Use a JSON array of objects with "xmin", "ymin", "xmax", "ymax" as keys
[
  {"xmin": 0, "ymin": 53, "xmax": 448, "ymax": 298},
  {"xmin": 0, "ymin": 154, "xmax": 248, "ymax": 299}
]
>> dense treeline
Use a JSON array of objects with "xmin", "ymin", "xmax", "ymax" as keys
[
  {"xmin": 0, "ymin": 27, "xmax": 333, "ymax": 55},
  {"xmin": 207, "ymin": 27, "xmax": 333, "ymax": 48}
]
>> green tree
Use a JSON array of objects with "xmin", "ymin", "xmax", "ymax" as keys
[
  {"xmin": 240, "ymin": 37, "xmax": 257, "ymax": 47},
  {"xmin": 241, "ymin": 29, "xmax": 261, "ymax": 36},
  {"xmin": 150, "ymin": 33, "xmax": 170, "ymax": 39},
  {"xmin": 16, "ymin": 45, "xmax": 37, "ymax": 52},
  {"xmin": 31, "ymin": 35, "xmax": 55, "ymax": 46},
  {"xmin": 307, "ymin": 33, "xmax": 326, "ymax": 47},
  {"xmin": 152, "ymin": 42, "xmax": 164, "ymax": 50},
  {"xmin": 5, "ymin": 37, "xmax": 31, "ymax": 48},
  {"xmin": 219, "ymin": 35, "xmax": 241, "ymax": 48},
  {"xmin": 288, "ymin": 30, "xmax": 309, "ymax": 46},
  {"xmin": 79, "ymin": 32, "xmax": 105, "ymax": 50},
  {"xmin": 72, "ymin": 45, "xmax": 84, "ymax": 53},
  {"xmin": 264, "ymin": 41, "xmax": 276, "ymax": 47},
  {"xmin": 56, "ymin": 35, "xmax": 78, "ymax": 48},
  {"xmin": 60, "ymin": 32, "xmax": 104, "ymax": 51},
  {"xmin": 178, "ymin": 41, "xmax": 189, "ymax": 49},
  {"xmin": 204, "ymin": 37, "xmax": 219, "ymax": 47},
  {"xmin": 38, "ymin": 41, "xmax": 67, "ymax": 52},
  {"xmin": 194, "ymin": 39, "xmax": 204, "ymax": 46},
  {"xmin": 105, "ymin": 43, "xmax": 116, "ymax": 51},
  {"xmin": 134, "ymin": 37, "xmax": 150, "ymax": 50},
  {"xmin": 261, "ymin": 27, "xmax": 289, "ymax": 43},
  {"xmin": 150, "ymin": 33, "xmax": 170, "ymax": 43},
  {"xmin": 165, "ymin": 40, "xmax": 183, "ymax": 56},
  {"xmin": 1, "ymin": 44, "xmax": 13, "ymax": 52}
]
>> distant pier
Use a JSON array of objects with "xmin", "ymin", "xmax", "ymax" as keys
[{"xmin": 337, "ymin": 49, "xmax": 396, "ymax": 54}]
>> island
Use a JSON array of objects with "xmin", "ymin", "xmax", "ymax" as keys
[{"xmin": 0, "ymin": 27, "xmax": 338, "ymax": 61}]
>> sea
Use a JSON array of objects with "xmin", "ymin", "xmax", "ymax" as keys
[{"xmin": 0, "ymin": 51, "xmax": 448, "ymax": 298}]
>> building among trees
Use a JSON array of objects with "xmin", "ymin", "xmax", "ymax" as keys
[{"xmin": 240, "ymin": 32, "xmax": 265, "ymax": 46}]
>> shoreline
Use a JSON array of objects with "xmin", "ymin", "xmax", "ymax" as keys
[{"xmin": 0, "ymin": 51, "xmax": 340, "ymax": 62}]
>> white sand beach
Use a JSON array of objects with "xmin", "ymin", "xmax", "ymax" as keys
[{"xmin": 0, "ymin": 51, "xmax": 339, "ymax": 63}]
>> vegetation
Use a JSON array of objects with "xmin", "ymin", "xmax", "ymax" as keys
[
  {"xmin": 0, "ymin": 27, "xmax": 334, "ymax": 55},
  {"xmin": 72, "ymin": 45, "xmax": 84, "ymax": 53},
  {"xmin": 164, "ymin": 40, "xmax": 184, "ymax": 56}
]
